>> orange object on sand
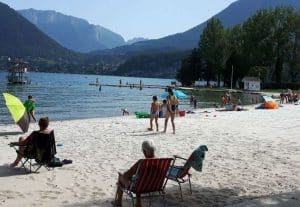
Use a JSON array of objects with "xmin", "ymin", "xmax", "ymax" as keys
[{"xmin": 264, "ymin": 101, "xmax": 278, "ymax": 109}]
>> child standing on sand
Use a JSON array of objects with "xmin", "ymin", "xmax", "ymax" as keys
[
  {"xmin": 148, "ymin": 96, "xmax": 160, "ymax": 131},
  {"xmin": 159, "ymin": 99, "xmax": 168, "ymax": 118},
  {"xmin": 24, "ymin": 95, "xmax": 36, "ymax": 122}
]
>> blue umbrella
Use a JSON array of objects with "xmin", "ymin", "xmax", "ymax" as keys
[{"xmin": 161, "ymin": 89, "xmax": 188, "ymax": 99}]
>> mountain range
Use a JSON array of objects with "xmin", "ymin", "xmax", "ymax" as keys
[
  {"xmin": 97, "ymin": 0, "xmax": 300, "ymax": 56},
  {"xmin": 18, "ymin": 9, "xmax": 150, "ymax": 53},
  {"xmin": 103, "ymin": 0, "xmax": 300, "ymax": 78},
  {"xmin": 1, "ymin": 0, "xmax": 300, "ymax": 77},
  {"xmin": 0, "ymin": 2, "xmax": 74, "ymax": 59},
  {"xmin": 18, "ymin": 9, "xmax": 126, "ymax": 53}
]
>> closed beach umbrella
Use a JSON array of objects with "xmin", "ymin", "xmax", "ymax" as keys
[
  {"xmin": 3, "ymin": 93, "xmax": 29, "ymax": 133},
  {"xmin": 161, "ymin": 89, "xmax": 188, "ymax": 99}
]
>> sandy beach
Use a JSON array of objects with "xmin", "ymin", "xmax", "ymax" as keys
[{"xmin": 0, "ymin": 104, "xmax": 299, "ymax": 207}]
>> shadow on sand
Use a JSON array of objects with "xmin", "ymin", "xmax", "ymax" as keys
[
  {"xmin": 0, "ymin": 165, "xmax": 27, "ymax": 177},
  {"xmin": 61, "ymin": 184, "xmax": 300, "ymax": 207},
  {"xmin": 0, "ymin": 131, "xmax": 23, "ymax": 137}
]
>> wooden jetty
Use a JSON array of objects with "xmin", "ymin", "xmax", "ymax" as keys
[
  {"xmin": 97, "ymin": 83, "xmax": 167, "ymax": 89},
  {"xmin": 89, "ymin": 78, "xmax": 171, "ymax": 90}
]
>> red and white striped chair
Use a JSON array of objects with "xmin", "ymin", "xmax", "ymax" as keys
[{"xmin": 120, "ymin": 158, "xmax": 174, "ymax": 207}]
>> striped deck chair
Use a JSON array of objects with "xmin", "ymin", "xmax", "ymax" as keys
[
  {"xmin": 167, "ymin": 145, "xmax": 208, "ymax": 199},
  {"xmin": 121, "ymin": 158, "xmax": 174, "ymax": 207}
]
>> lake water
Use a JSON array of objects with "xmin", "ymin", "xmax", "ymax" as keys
[
  {"xmin": 0, "ymin": 72, "xmax": 183, "ymax": 124},
  {"xmin": 0, "ymin": 71, "xmax": 261, "ymax": 124}
]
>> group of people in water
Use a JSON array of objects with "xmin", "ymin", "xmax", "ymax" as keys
[{"xmin": 148, "ymin": 87, "xmax": 179, "ymax": 134}]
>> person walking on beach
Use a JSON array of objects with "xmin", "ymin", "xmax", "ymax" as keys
[
  {"xmin": 163, "ymin": 87, "xmax": 178, "ymax": 134},
  {"xmin": 24, "ymin": 95, "xmax": 36, "ymax": 122},
  {"xmin": 148, "ymin": 96, "xmax": 160, "ymax": 131},
  {"xmin": 190, "ymin": 95, "xmax": 194, "ymax": 106},
  {"xmin": 193, "ymin": 98, "xmax": 197, "ymax": 109}
]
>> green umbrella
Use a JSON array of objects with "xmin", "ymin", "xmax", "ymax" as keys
[{"xmin": 3, "ymin": 93, "xmax": 29, "ymax": 133}]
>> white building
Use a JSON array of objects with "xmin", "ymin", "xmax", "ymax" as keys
[{"xmin": 242, "ymin": 77, "xmax": 261, "ymax": 91}]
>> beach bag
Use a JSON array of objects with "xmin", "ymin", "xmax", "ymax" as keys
[{"xmin": 48, "ymin": 157, "xmax": 63, "ymax": 167}]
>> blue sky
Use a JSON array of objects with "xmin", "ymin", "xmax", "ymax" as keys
[{"xmin": 2, "ymin": 0, "xmax": 237, "ymax": 40}]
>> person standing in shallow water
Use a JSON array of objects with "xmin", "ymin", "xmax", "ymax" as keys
[
  {"xmin": 163, "ymin": 88, "xmax": 178, "ymax": 134},
  {"xmin": 24, "ymin": 95, "xmax": 36, "ymax": 122}
]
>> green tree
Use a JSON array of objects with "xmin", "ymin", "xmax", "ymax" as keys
[
  {"xmin": 243, "ymin": 7, "xmax": 295, "ymax": 83},
  {"xmin": 177, "ymin": 7, "xmax": 300, "ymax": 87},
  {"xmin": 288, "ymin": 11, "xmax": 300, "ymax": 82},
  {"xmin": 223, "ymin": 25, "xmax": 250, "ymax": 87},
  {"xmin": 199, "ymin": 18, "xmax": 226, "ymax": 86},
  {"xmin": 176, "ymin": 49, "xmax": 202, "ymax": 86}
]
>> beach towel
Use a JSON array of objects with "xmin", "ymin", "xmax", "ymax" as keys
[
  {"xmin": 185, "ymin": 145, "xmax": 208, "ymax": 172},
  {"xmin": 134, "ymin": 112, "xmax": 150, "ymax": 118}
]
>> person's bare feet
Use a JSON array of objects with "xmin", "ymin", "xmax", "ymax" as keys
[
  {"xmin": 111, "ymin": 200, "xmax": 122, "ymax": 207},
  {"xmin": 10, "ymin": 162, "xmax": 18, "ymax": 167}
]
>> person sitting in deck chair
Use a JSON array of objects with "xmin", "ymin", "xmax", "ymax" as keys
[
  {"xmin": 114, "ymin": 140, "xmax": 156, "ymax": 207},
  {"xmin": 10, "ymin": 117, "xmax": 51, "ymax": 167}
]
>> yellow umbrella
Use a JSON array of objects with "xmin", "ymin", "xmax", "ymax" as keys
[{"xmin": 3, "ymin": 93, "xmax": 29, "ymax": 133}]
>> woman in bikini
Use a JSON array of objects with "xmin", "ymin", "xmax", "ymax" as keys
[{"xmin": 163, "ymin": 88, "xmax": 178, "ymax": 134}]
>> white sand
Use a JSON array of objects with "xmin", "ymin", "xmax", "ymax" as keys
[{"xmin": 0, "ymin": 104, "xmax": 299, "ymax": 207}]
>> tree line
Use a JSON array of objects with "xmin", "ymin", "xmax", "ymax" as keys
[{"xmin": 176, "ymin": 7, "xmax": 300, "ymax": 88}]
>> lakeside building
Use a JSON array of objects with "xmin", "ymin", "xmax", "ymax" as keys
[{"xmin": 242, "ymin": 76, "xmax": 261, "ymax": 91}]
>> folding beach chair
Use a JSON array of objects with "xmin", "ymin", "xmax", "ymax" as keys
[
  {"xmin": 119, "ymin": 158, "xmax": 174, "ymax": 207},
  {"xmin": 167, "ymin": 145, "xmax": 208, "ymax": 199},
  {"xmin": 10, "ymin": 130, "xmax": 60, "ymax": 173}
]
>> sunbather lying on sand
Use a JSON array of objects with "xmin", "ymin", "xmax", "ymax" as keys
[{"xmin": 216, "ymin": 104, "xmax": 245, "ymax": 112}]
